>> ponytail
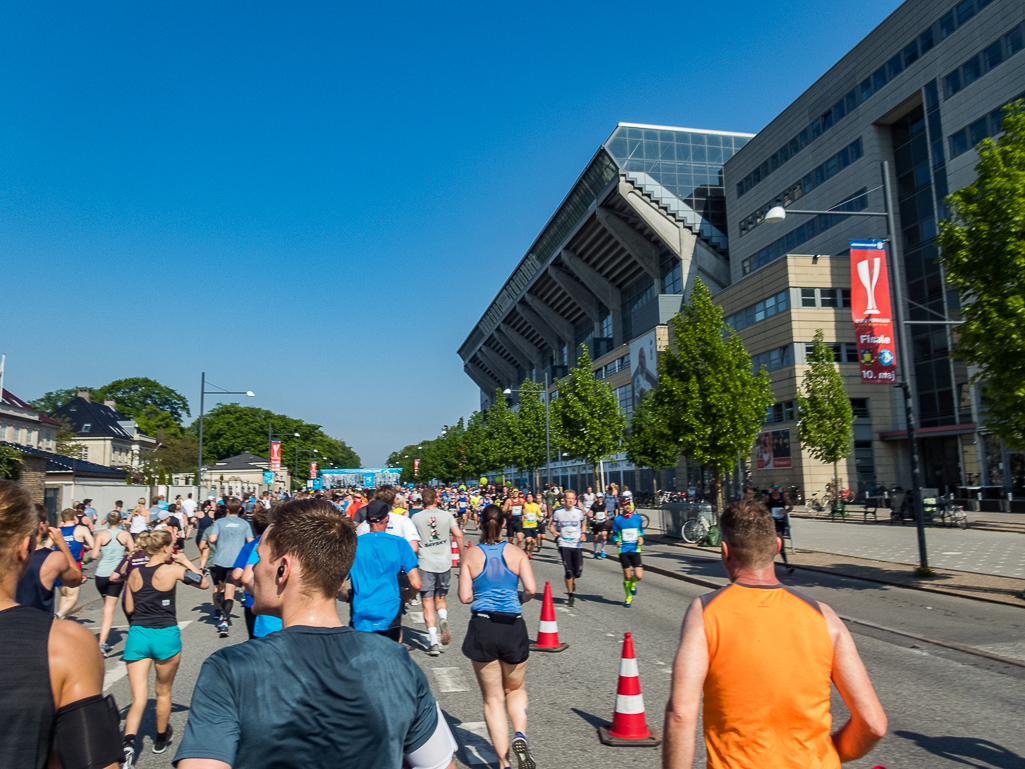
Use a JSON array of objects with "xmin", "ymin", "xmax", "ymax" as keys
[{"xmin": 479, "ymin": 504, "xmax": 504, "ymax": 545}]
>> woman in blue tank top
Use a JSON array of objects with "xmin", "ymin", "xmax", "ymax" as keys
[
  {"xmin": 55, "ymin": 508, "xmax": 93, "ymax": 620},
  {"xmin": 458, "ymin": 505, "xmax": 537, "ymax": 769}
]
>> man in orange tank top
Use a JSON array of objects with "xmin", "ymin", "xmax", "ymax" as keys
[{"xmin": 662, "ymin": 500, "xmax": 886, "ymax": 768}]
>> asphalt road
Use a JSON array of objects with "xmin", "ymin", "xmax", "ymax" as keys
[{"xmin": 71, "ymin": 537, "xmax": 1025, "ymax": 769}]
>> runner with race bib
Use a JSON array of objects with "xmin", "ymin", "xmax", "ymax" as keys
[
  {"xmin": 611, "ymin": 506, "xmax": 644, "ymax": 608},
  {"xmin": 548, "ymin": 490, "xmax": 587, "ymax": 608}
]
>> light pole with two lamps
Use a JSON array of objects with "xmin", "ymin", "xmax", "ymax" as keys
[{"xmin": 197, "ymin": 373, "xmax": 255, "ymax": 500}]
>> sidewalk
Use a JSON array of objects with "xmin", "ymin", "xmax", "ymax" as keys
[{"xmin": 792, "ymin": 505, "xmax": 1025, "ymax": 534}]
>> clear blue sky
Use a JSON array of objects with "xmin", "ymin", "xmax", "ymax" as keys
[{"xmin": 0, "ymin": 1, "xmax": 902, "ymax": 465}]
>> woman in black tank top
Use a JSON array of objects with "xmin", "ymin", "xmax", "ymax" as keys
[{"xmin": 121, "ymin": 529, "xmax": 208, "ymax": 761}]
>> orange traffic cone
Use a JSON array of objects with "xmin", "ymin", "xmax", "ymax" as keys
[
  {"xmin": 598, "ymin": 632, "xmax": 660, "ymax": 746},
  {"xmin": 451, "ymin": 539, "xmax": 459, "ymax": 569},
  {"xmin": 530, "ymin": 581, "xmax": 568, "ymax": 653}
]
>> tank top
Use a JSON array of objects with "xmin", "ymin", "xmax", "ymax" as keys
[
  {"xmin": 96, "ymin": 526, "xmax": 128, "ymax": 578},
  {"xmin": 129, "ymin": 512, "xmax": 149, "ymax": 535},
  {"xmin": 15, "ymin": 548, "xmax": 56, "ymax": 616},
  {"xmin": 130, "ymin": 564, "xmax": 178, "ymax": 629},
  {"xmin": 59, "ymin": 524, "xmax": 83, "ymax": 565},
  {"xmin": 0, "ymin": 605, "xmax": 55, "ymax": 769},
  {"xmin": 767, "ymin": 491, "xmax": 787, "ymax": 518},
  {"xmin": 700, "ymin": 583, "xmax": 839, "ymax": 769},
  {"xmin": 471, "ymin": 543, "xmax": 521, "ymax": 614}
]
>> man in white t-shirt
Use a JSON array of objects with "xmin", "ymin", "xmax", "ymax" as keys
[
  {"xmin": 548, "ymin": 489, "xmax": 587, "ymax": 608},
  {"xmin": 181, "ymin": 493, "xmax": 198, "ymax": 520},
  {"xmin": 356, "ymin": 511, "xmax": 420, "ymax": 553},
  {"xmin": 410, "ymin": 488, "xmax": 463, "ymax": 656},
  {"xmin": 581, "ymin": 486, "xmax": 596, "ymax": 511}
]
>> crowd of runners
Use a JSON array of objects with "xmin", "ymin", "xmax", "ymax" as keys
[{"xmin": 0, "ymin": 474, "xmax": 885, "ymax": 769}]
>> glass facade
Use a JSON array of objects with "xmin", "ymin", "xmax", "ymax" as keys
[{"xmin": 605, "ymin": 125, "xmax": 751, "ymax": 255}]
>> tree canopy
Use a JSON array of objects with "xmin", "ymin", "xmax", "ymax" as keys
[
  {"xmin": 938, "ymin": 101, "xmax": 1025, "ymax": 450},
  {"xmin": 624, "ymin": 389, "xmax": 679, "ymax": 481}
]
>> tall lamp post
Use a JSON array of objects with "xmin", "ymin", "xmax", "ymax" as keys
[
  {"xmin": 504, "ymin": 372, "xmax": 552, "ymax": 491},
  {"xmin": 763, "ymin": 161, "xmax": 960, "ymax": 571},
  {"xmin": 197, "ymin": 373, "xmax": 254, "ymax": 500},
  {"xmin": 268, "ymin": 424, "xmax": 300, "ymax": 491}
]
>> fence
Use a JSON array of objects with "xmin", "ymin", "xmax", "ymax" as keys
[{"xmin": 660, "ymin": 503, "xmax": 714, "ymax": 539}]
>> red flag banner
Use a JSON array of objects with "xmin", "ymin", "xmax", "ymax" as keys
[
  {"xmin": 850, "ymin": 239, "xmax": 897, "ymax": 384},
  {"xmin": 414, "ymin": 459, "xmax": 420, "ymax": 477},
  {"xmin": 270, "ymin": 440, "xmax": 282, "ymax": 471},
  {"xmin": 309, "ymin": 461, "xmax": 318, "ymax": 479}
]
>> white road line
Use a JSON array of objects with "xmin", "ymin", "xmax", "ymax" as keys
[
  {"xmin": 454, "ymin": 721, "xmax": 497, "ymax": 765},
  {"xmin": 103, "ymin": 661, "xmax": 126, "ymax": 692},
  {"xmin": 409, "ymin": 612, "xmax": 425, "ymax": 625},
  {"xmin": 432, "ymin": 667, "xmax": 471, "ymax": 692},
  {"xmin": 179, "ymin": 621, "xmax": 192, "ymax": 629}
]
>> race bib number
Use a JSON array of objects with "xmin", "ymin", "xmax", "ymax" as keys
[
  {"xmin": 561, "ymin": 524, "xmax": 580, "ymax": 543},
  {"xmin": 512, "ymin": 505, "xmax": 523, "ymax": 517},
  {"xmin": 525, "ymin": 510, "xmax": 537, "ymax": 522},
  {"xmin": 595, "ymin": 511, "xmax": 607, "ymax": 521},
  {"xmin": 621, "ymin": 528, "xmax": 639, "ymax": 543},
  {"xmin": 459, "ymin": 503, "xmax": 467, "ymax": 511},
  {"xmin": 771, "ymin": 507, "xmax": 785, "ymax": 518}
]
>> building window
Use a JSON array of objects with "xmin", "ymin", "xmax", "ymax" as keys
[
  {"xmin": 765, "ymin": 400, "xmax": 797, "ymax": 424},
  {"xmin": 956, "ymin": 0, "xmax": 975, "ymax": 25},
  {"xmin": 919, "ymin": 27, "xmax": 935, "ymax": 54},
  {"xmin": 78, "ymin": 447, "xmax": 88, "ymax": 461},
  {"xmin": 751, "ymin": 346, "xmax": 793, "ymax": 373},
  {"xmin": 600, "ymin": 311, "xmax": 612, "ymax": 339},
  {"xmin": 940, "ymin": 11, "xmax": 955, "ymax": 39},
  {"xmin": 944, "ymin": 70, "xmax": 961, "ymax": 99},
  {"xmin": 725, "ymin": 290, "xmax": 789, "ymax": 331},
  {"xmin": 983, "ymin": 40, "xmax": 1004, "ymax": 71},
  {"xmin": 81, "ymin": 423, "xmax": 91, "ymax": 433},
  {"xmin": 962, "ymin": 54, "xmax": 981, "ymax": 86},
  {"xmin": 851, "ymin": 398, "xmax": 871, "ymax": 418},
  {"xmin": 904, "ymin": 41, "xmax": 920, "ymax": 67},
  {"xmin": 804, "ymin": 342, "xmax": 859, "ymax": 363}
]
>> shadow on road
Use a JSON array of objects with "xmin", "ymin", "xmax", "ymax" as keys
[
  {"xmin": 443, "ymin": 709, "xmax": 497, "ymax": 766},
  {"xmin": 895, "ymin": 730, "xmax": 1024, "ymax": 768},
  {"xmin": 570, "ymin": 707, "xmax": 609, "ymax": 729}
]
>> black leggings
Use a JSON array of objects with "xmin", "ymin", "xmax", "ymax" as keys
[{"xmin": 774, "ymin": 517, "xmax": 789, "ymax": 564}]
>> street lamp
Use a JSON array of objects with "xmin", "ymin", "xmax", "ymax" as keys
[
  {"xmin": 504, "ymin": 372, "xmax": 553, "ymax": 490},
  {"xmin": 197, "ymin": 373, "xmax": 254, "ymax": 500},
  {"xmin": 763, "ymin": 160, "xmax": 953, "ymax": 571}
]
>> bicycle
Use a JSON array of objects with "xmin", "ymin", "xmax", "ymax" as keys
[
  {"xmin": 682, "ymin": 515, "xmax": 710, "ymax": 544},
  {"xmin": 807, "ymin": 492, "xmax": 827, "ymax": 513}
]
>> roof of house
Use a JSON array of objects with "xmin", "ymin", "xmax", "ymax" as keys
[
  {"xmin": 0, "ymin": 440, "xmax": 127, "ymax": 479},
  {"xmin": 52, "ymin": 396, "xmax": 142, "ymax": 440},
  {"xmin": 1, "ymin": 389, "xmax": 61, "ymax": 426},
  {"xmin": 204, "ymin": 451, "xmax": 270, "ymax": 471}
]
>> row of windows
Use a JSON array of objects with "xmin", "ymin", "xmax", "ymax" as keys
[
  {"xmin": 726, "ymin": 291, "xmax": 789, "ymax": 331},
  {"xmin": 948, "ymin": 93, "xmax": 1025, "ymax": 159},
  {"xmin": 805, "ymin": 342, "xmax": 860, "ymax": 364},
  {"xmin": 751, "ymin": 346, "xmax": 793, "ymax": 373},
  {"xmin": 943, "ymin": 23, "xmax": 1023, "ymax": 100},
  {"xmin": 614, "ymin": 385, "xmax": 635, "ymax": 420},
  {"xmin": 739, "ymin": 139, "xmax": 864, "ymax": 238},
  {"xmin": 800, "ymin": 287, "xmax": 852, "ymax": 309},
  {"xmin": 764, "ymin": 397, "xmax": 870, "ymax": 424},
  {"xmin": 741, "ymin": 189, "xmax": 868, "ymax": 275},
  {"xmin": 594, "ymin": 353, "xmax": 630, "ymax": 381},
  {"xmin": 735, "ymin": 0, "xmax": 991, "ymax": 200}
]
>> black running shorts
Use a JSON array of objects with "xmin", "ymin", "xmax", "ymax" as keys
[
  {"xmin": 95, "ymin": 575, "xmax": 123, "ymax": 598},
  {"xmin": 506, "ymin": 518, "xmax": 523, "ymax": 536},
  {"xmin": 462, "ymin": 612, "xmax": 529, "ymax": 664},
  {"xmin": 209, "ymin": 565, "xmax": 232, "ymax": 585},
  {"xmin": 619, "ymin": 551, "xmax": 642, "ymax": 569},
  {"xmin": 559, "ymin": 546, "xmax": 583, "ymax": 579}
]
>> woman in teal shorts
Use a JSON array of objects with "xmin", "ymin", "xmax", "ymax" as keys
[{"xmin": 122, "ymin": 530, "xmax": 208, "ymax": 763}]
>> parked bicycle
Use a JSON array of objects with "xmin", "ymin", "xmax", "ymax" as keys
[{"xmin": 682, "ymin": 515, "xmax": 710, "ymax": 544}]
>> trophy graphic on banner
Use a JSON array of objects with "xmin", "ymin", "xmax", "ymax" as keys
[{"xmin": 857, "ymin": 257, "xmax": 881, "ymax": 315}]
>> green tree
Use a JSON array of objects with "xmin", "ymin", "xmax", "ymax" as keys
[
  {"xmin": 624, "ymin": 390, "xmax": 680, "ymax": 495},
  {"xmin": 551, "ymin": 345, "xmax": 626, "ymax": 489},
  {"xmin": 137, "ymin": 407, "xmax": 183, "ymax": 440},
  {"xmin": 29, "ymin": 388, "xmax": 84, "ymax": 415},
  {"xmin": 54, "ymin": 417, "xmax": 83, "ymax": 458},
  {"xmin": 147, "ymin": 432, "xmax": 200, "ymax": 475},
  {"xmin": 462, "ymin": 411, "xmax": 495, "ymax": 478},
  {"xmin": 486, "ymin": 388, "xmax": 522, "ymax": 476},
  {"xmin": 95, "ymin": 378, "xmax": 191, "ymax": 425},
  {"xmin": 0, "ymin": 446, "xmax": 23, "ymax": 480},
  {"xmin": 512, "ymin": 381, "xmax": 552, "ymax": 490},
  {"xmin": 655, "ymin": 279, "xmax": 773, "ymax": 512},
  {"xmin": 939, "ymin": 101, "xmax": 1025, "ymax": 449},
  {"xmin": 797, "ymin": 330, "xmax": 854, "ymax": 510}
]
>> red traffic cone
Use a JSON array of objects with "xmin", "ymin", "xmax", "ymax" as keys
[
  {"xmin": 530, "ymin": 581, "xmax": 569, "ymax": 653},
  {"xmin": 451, "ymin": 539, "xmax": 460, "ymax": 569},
  {"xmin": 598, "ymin": 633, "xmax": 660, "ymax": 746}
]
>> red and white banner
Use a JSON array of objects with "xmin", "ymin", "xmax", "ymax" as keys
[
  {"xmin": 850, "ymin": 239, "xmax": 897, "ymax": 384},
  {"xmin": 309, "ymin": 461, "xmax": 318, "ymax": 479},
  {"xmin": 414, "ymin": 459, "xmax": 420, "ymax": 477},
  {"xmin": 270, "ymin": 440, "xmax": 282, "ymax": 471}
]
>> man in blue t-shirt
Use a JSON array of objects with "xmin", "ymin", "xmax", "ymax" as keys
[
  {"xmin": 611, "ymin": 508, "xmax": 644, "ymax": 608},
  {"xmin": 345, "ymin": 501, "xmax": 421, "ymax": 643},
  {"xmin": 174, "ymin": 498, "xmax": 456, "ymax": 769}
]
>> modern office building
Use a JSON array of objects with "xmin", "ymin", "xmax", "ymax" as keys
[
  {"xmin": 460, "ymin": 0, "xmax": 1025, "ymax": 496},
  {"xmin": 723, "ymin": 0, "xmax": 1024, "ymax": 496},
  {"xmin": 458, "ymin": 122, "xmax": 753, "ymax": 492}
]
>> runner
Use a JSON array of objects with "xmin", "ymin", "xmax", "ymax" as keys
[
  {"xmin": 345, "ymin": 500, "xmax": 421, "ymax": 643},
  {"xmin": 91, "ymin": 511, "xmax": 134, "ymax": 655},
  {"xmin": 355, "ymin": 488, "xmax": 420, "ymax": 553},
  {"xmin": 0, "ymin": 480, "xmax": 122, "ymax": 769},
  {"xmin": 174, "ymin": 497, "xmax": 457, "ymax": 769},
  {"xmin": 194, "ymin": 499, "xmax": 215, "ymax": 570},
  {"xmin": 521, "ymin": 493, "xmax": 542, "ymax": 559},
  {"xmin": 588, "ymin": 491, "xmax": 611, "ymax": 559},
  {"xmin": 55, "ymin": 507, "xmax": 94, "ymax": 619},
  {"xmin": 581, "ymin": 485, "xmax": 596, "ymax": 513},
  {"xmin": 503, "ymin": 488, "xmax": 525, "ymax": 549},
  {"xmin": 206, "ymin": 499, "xmax": 254, "ymax": 637},
  {"xmin": 232, "ymin": 507, "xmax": 281, "ymax": 640},
  {"xmin": 662, "ymin": 499, "xmax": 886, "ymax": 767},
  {"xmin": 611, "ymin": 504, "xmax": 644, "ymax": 608},
  {"xmin": 122, "ymin": 529, "xmax": 209, "ymax": 766},
  {"xmin": 766, "ymin": 484, "xmax": 795, "ymax": 575},
  {"xmin": 75, "ymin": 500, "xmax": 97, "ymax": 535},
  {"xmin": 411, "ymin": 488, "xmax": 463, "ymax": 656},
  {"xmin": 128, "ymin": 498, "xmax": 150, "ymax": 536},
  {"xmin": 548, "ymin": 489, "xmax": 586, "ymax": 607},
  {"xmin": 181, "ymin": 493, "xmax": 198, "ymax": 522},
  {"xmin": 456, "ymin": 489, "xmax": 470, "ymax": 528},
  {"xmin": 15, "ymin": 505, "xmax": 83, "ymax": 615},
  {"xmin": 458, "ymin": 504, "xmax": 537, "ymax": 769}
]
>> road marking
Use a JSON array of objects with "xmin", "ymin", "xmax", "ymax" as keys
[
  {"xmin": 606, "ymin": 633, "xmax": 615, "ymax": 637},
  {"xmin": 454, "ymin": 720, "xmax": 497, "ymax": 765},
  {"xmin": 432, "ymin": 667, "xmax": 470, "ymax": 692},
  {"xmin": 179, "ymin": 621, "xmax": 192, "ymax": 629},
  {"xmin": 941, "ymin": 552, "xmax": 963, "ymax": 555},
  {"xmin": 103, "ymin": 661, "xmax": 126, "ymax": 692},
  {"xmin": 409, "ymin": 612, "xmax": 425, "ymax": 624}
]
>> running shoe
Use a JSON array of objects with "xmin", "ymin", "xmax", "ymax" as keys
[
  {"xmin": 601, "ymin": 552, "xmax": 607, "ymax": 559},
  {"xmin": 99, "ymin": 641, "xmax": 111, "ymax": 657},
  {"xmin": 428, "ymin": 644, "xmax": 441, "ymax": 657},
  {"xmin": 593, "ymin": 552, "xmax": 599, "ymax": 559},
  {"xmin": 121, "ymin": 743, "xmax": 136, "ymax": 769},
  {"xmin": 567, "ymin": 594, "xmax": 575, "ymax": 608},
  {"xmin": 152, "ymin": 724, "xmax": 174, "ymax": 754},
  {"xmin": 624, "ymin": 598, "xmax": 633, "ymax": 608},
  {"xmin": 439, "ymin": 618, "xmax": 451, "ymax": 645},
  {"xmin": 218, "ymin": 622, "xmax": 229, "ymax": 638},
  {"xmin": 510, "ymin": 732, "xmax": 536, "ymax": 769},
  {"xmin": 631, "ymin": 584, "xmax": 637, "ymax": 595}
]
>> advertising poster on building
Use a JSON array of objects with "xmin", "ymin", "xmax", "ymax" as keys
[
  {"xmin": 630, "ymin": 328, "xmax": 659, "ymax": 406},
  {"xmin": 756, "ymin": 429, "xmax": 792, "ymax": 470},
  {"xmin": 850, "ymin": 239, "xmax": 897, "ymax": 384},
  {"xmin": 270, "ymin": 440, "xmax": 281, "ymax": 471},
  {"xmin": 309, "ymin": 461, "xmax": 318, "ymax": 479}
]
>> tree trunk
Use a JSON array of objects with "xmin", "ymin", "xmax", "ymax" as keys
[
  {"xmin": 593, "ymin": 463, "xmax": 601, "ymax": 493},
  {"xmin": 713, "ymin": 465, "xmax": 723, "ymax": 522},
  {"xmin": 833, "ymin": 460, "xmax": 840, "ymax": 514}
]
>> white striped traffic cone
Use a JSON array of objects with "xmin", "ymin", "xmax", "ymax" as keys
[
  {"xmin": 451, "ymin": 539, "xmax": 459, "ymax": 568},
  {"xmin": 598, "ymin": 632, "xmax": 660, "ymax": 746},
  {"xmin": 530, "ymin": 581, "xmax": 568, "ymax": 652}
]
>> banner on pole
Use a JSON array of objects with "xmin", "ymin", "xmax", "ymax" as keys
[
  {"xmin": 309, "ymin": 461, "xmax": 318, "ymax": 479},
  {"xmin": 413, "ymin": 459, "xmax": 420, "ymax": 477},
  {"xmin": 850, "ymin": 239, "xmax": 897, "ymax": 384},
  {"xmin": 263, "ymin": 471, "xmax": 274, "ymax": 485},
  {"xmin": 270, "ymin": 441, "xmax": 282, "ymax": 471}
]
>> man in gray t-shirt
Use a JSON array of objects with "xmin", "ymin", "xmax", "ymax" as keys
[
  {"xmin": 409, "ymin": 488, "xmax": 463, "ymax": 655},
  {"xmin": 207, "ymin": 505, "xmax": 254, "ymax": 636}
]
